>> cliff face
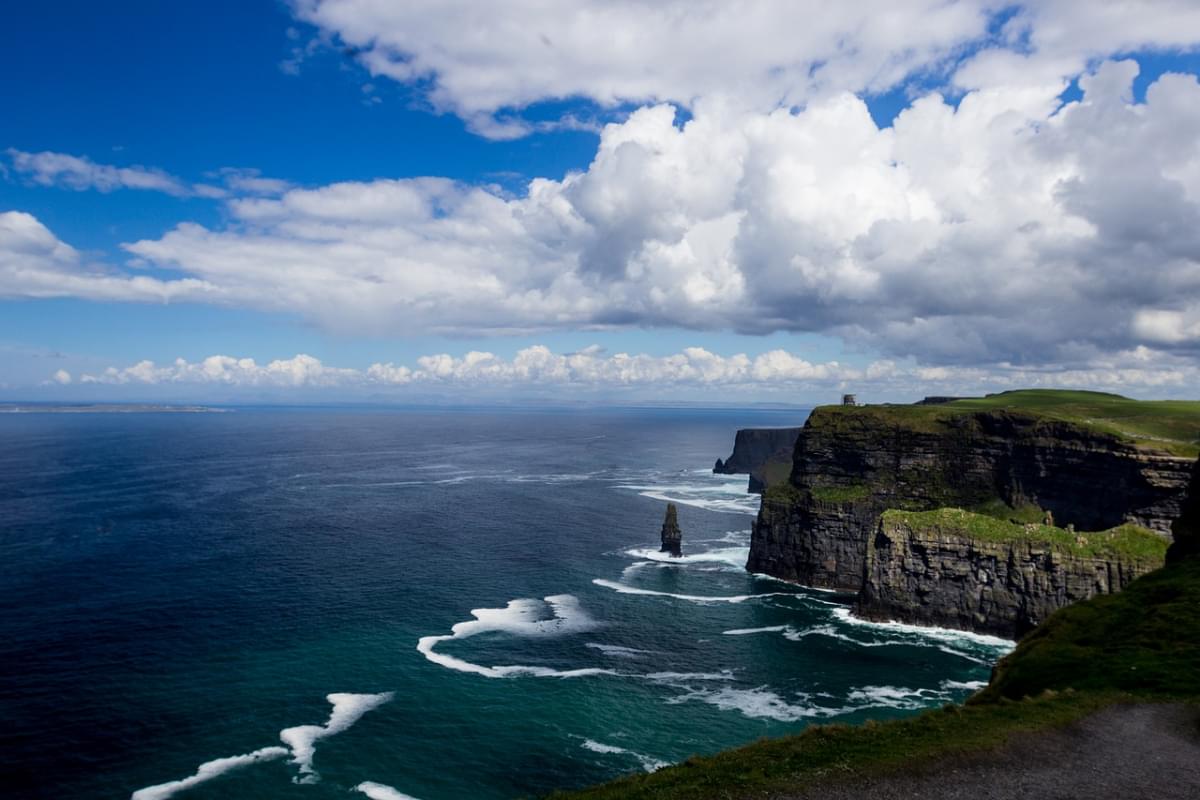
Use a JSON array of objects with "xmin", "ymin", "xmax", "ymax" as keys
[
  {"xmin": 1169, "ymin": 460, "xmax": 1200, "ymax": 564},
  {"xmin": 714, "ymin": 427, "xmax": 801, "ymax": 493},
  {"xmin": 748, "ymin": 406, "xmax": 1192, "ymax": 593},
  {"xmin": 857, "ymin": 513, "xmax": 1164, "ymax": 638}
]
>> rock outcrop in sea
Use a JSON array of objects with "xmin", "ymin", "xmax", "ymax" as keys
[
  {"xmin": 660, "ymin": 503, "xmax": 683, "ymax": 557},
  {"xmin": 743, "ymin": 391, "xmax": 1195, "ymax": 635},
  {"xmin": 713, "ymin": 427, "xmax": 801, "ymax": 493}
]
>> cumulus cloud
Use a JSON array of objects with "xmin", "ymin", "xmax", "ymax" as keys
[
  {"xmin": 5, "ymin": 4, "xmax": 1200, "ymax": 381},
  {"xmin": 0, "ymin": 211, "xmax": 215, "ymax": 301},
  {"xmin": 74, "ymin": 345, "xmax": 1200, "ymax": 397},
  {"xmin": 289, "ymin": 1, "xmax": 1200, "ymax": 135},
  {"xmin": 69, "ymin": 63, "xmax": 1191, "ymax": 368}
]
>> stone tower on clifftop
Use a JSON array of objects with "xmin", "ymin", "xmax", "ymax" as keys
[{"xmin": 660, "ymin": 503, "xmax": 683, "ymax": 557}]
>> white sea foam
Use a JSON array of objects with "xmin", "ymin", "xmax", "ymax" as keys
[
  {"xmin": 667, "ymin": 686, "xmax": 854, "ymax": 722},
  {"xmin": 586, "ymin": 643, "xmax": 653, "ymax": 659},
  {"xmin": 355, "ymin": 781, "xmax": 424, "ymax": 800},
  {"xmin": 722, "ymin": 625, "xmax": 794, "ymax": 636},
  {"xmin": 941, "ymin": 679, "xmax": 988, "ymax": 691},
  {"xmin": 279, "ymin": 692, "xmax": 395, "ymax": 784},
  {"xmin": 416, "ymin": 595, "xmax": 616, "ymax": 678},
  {"xmin": 624, "ymin": 546, "xmax": 750, "ymax": 570},
  {"xmin": 130, "ymin": 746, "xmax": 290, "ymax": 800},
  {"xmin": 580, "ymin": 739, "xmax": 670, "ymax": 773},
  {"xmin": 846, "ymin": 685, "xmax": 940, "ymax": 710},
  {"xmin": 645, "ymin": 670, "xmax": 737, "ymax": 682},
  {"xmin": 830, "ymin": 608, "xmax": 1015, "ymax": 649},
  {"xmin": 592, "ymin": 579, "xmax": 785, "ymax": 604}
]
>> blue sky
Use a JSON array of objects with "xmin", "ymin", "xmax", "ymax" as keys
[{"xmin": 3, "ymin": 2, "xmax": 1200, "ymax": 402}]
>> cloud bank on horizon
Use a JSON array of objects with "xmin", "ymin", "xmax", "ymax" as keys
[{"xmin": 5, "ymin": 1, "xmax": 1200, "ymax": 396}]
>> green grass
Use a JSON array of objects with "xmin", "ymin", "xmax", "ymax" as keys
[
  {"xmin": 946, "ymin": 390, "xmax": 1200, "ymax": 457},
  {"xmin": 809, "ymin": 483, "xmax": 871, "ymax": 503},
  {"xmin": 547, "ymin": 691, "xmax": 1133, "ymax": 800},
  {"xmin": 880, "ymin": 507, "xmax": 1169, "ymax": 562},
  {"xmin": 550, "ymin": 557, "xmax": 1200, "ymax": 799},
  {"xmin": 814, "ymin": 390, "xmax": 1200, "ymax": 458},
  {"xmin": 979, "ymin": 556, "xmax": 1200, "ymax": 702}
]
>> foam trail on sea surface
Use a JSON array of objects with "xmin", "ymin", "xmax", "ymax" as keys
[
  {"xmin": 830, "ymin": 608, "xmax": 1015, "ymax": 649},
  {"xmin": 592, "ymin": 578, "xmax": 786, "ymax": 604},
  {"xmin": 580, "ymin": 739, "xmax": 670, "ymax": 773},
  {"xmin": 130, "ymin": 747, "xmax": 290, "ymax": 800},
  {"xmin": 665, "ymin": 686, "xmax": 857, "ymax": 722},
  {"xmin": 586, "ymin": 643, "xmax": 653, "ymax": 659},
  {"xmin": 355, "ymin": 781, "xmax": 424, "ymax": 800},
  {"xmin": 623, "ymin": 545, "xmax": 749, "ymax": 570},
  {"xmin": 722, "ymin": 625, "xmax": 793, "ymax": 636},
  {"xmin": 279, "ymin": 692, "xmax": 395, "ymax": 784},
  {"xmin": 417, "ymin": 595, "xmax": 616, "ymax": 679}
]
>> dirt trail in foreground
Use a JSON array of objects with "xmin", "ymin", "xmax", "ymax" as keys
[{"xmin": 778, "ymin": 703, "xmax": 1200, "ymax": 800}]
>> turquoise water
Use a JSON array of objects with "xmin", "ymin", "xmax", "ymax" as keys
[{"xmin": 0, "ymin": 407, "xmax": 1012, "ymax": 799}]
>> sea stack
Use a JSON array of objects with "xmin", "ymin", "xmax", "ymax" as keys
[{"xmin": 660, "ymin": 503, "xmax": 683, "ymax": 557}]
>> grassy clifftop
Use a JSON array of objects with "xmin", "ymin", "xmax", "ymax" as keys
[
  {"xmin": 815, "ymin": 390, "xmax": 1200, "ymax": 458},
  {"xmin": 879, "ymin": 508, "xmax": 1169, "ymax": 561},
  {"xmin": 549, "ymin": 557, "xmax": 1200, "ymax": 800}
]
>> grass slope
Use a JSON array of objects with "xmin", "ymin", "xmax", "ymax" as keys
[
  {"xmin": 549, "ymin": 557, "xmax": 1200, "ymax": 800},
  {"xmin": 817, "ymin": 390, "xmax": 1200, "ymax": 458},
  {"xmin": 881, "ymin": 507, "xmax": 1169, "ymax": 561}
]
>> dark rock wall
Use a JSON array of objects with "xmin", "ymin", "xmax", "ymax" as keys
[
  {"xmin": 714, "ymin": 427, "xmax": 801, "ymax": 494},
  {"xmin": 1168, "ymin": 459, "xmax": 1200, "ymax": 563},
  {"xmin": 857, "ymin": 518, "xmax": 1161, "ymax": 638},
  {"xmin": 748, "ymin": 407, "xmax": 1192, "ymax": 593},
  {"xmin": 715, "ymin": 427, "xmax": 802, "ymax": 474}
]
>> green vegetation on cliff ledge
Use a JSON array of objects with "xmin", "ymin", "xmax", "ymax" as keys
[
  {"xmin": 880, "ymin": 508, "xmax": 1169, "ymax": 561},
  {"xmin": 818, "ymin": 389, "xmax": 1200, "ymax": 457},
  {"xmin": 550, "ymin": 556, "xmax": 1200, "ymax": 800}
]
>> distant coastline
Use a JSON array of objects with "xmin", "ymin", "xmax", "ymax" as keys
[{"xmin": 0, "ymin": 404, "xmax": 228, "ymax": 414}]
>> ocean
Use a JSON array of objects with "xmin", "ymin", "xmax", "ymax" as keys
[{"xmin": 0, "ymin": 407, "xmax": 1012, "ymax": 800}]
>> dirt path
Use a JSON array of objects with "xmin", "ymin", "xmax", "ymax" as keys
[{"xmin": 777, "ymin": 703, "xmax": 1200, "ymax": 800}]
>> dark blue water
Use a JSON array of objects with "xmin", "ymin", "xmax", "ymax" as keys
[{"xmin": 0, "ymin": 407, "xmax": 1011, "ymax": 800}]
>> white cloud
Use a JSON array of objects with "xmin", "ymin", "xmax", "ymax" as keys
[
  {"xmin": 6, "ymin": 4, "xmax": 1200, "ymax": 381},
  {"xmin": 0, "ymin": 211, "xmax": 215, "ymax": 302},
  {"xmin": 65, "ymin": 63, "xmax": 1192, "ymax": 368},
  {"xmin": 6, "ymin": 149, "xmax": 204, "ymax": 197},
  {"xmin": 289, "ymin": 1, "xmax": 1200, "ymax": 136},
  {"xmin": 52, "ymin": 369, "xmax": 71, "ymax": 385},
  {"xmin": 6, "ymin": 150, "xmax": 292, "ymax": 199},
  {"xmin": 73, "ymin": 344, "xmax": 1200, "ymax": 398}
]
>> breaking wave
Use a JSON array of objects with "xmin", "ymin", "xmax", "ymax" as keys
[
  {"xmin": 130, "ymin": 747, "xmax": 289, "ymax": 800},
  {"xmin": 354, "ymin": 781, "xmax": 424, "ymax": 800},
  {"xmin": 592, "ymin": 578, "xmax": 786, "ymax": 604},
  {"xmin": 416, "ymin": 595, "xmax": 616, "ymax": 678},
  {"xmin": 280, "ymin": 692, "xmax": 395, "ymax": 783}
]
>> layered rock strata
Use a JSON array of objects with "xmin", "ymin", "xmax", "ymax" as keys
[{"xmin": 857, "ymin": 512, "xmax": 1165, "ymax": 638}]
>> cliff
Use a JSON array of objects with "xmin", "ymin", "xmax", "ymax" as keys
[
  {"xmin": 714, "ymin": 426, "xmax": 801, "ymax": 493},
  {"xmin": 857, "ymin": 509, "xmax": 1167, "ymax": 638},
  {"xmin": 1168, "ymin": 459, "xmax": 1200, "ymax": 563},
  {"xmin": 748, "ymin": 391, "xmax": 1197, "ymax": 596}
]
